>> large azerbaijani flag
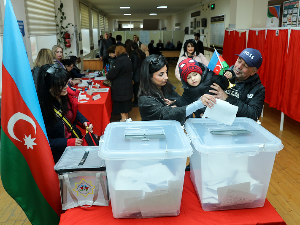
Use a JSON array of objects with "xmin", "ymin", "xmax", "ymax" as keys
[
  {"xmin": 1, "ymin": 0, "xmax": 62, "ymax": 224},
  {"xmin": 207, "ymin": 49, "xmax": 229, "ymax": 75}
]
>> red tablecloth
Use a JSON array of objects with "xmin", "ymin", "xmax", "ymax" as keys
[
  {"xmin": 77, "ymin": 79, "xmax": 112, "ymax": 136},
  {"xmin": 59, "ymin": 172, "xmax": 285, "ymax": 225}
]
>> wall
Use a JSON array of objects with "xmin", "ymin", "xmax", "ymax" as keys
[
  {"xmin": 169, "ymin": 0, "xmax": 231, "ymax": 58},
  {"xmin": 252, "ymin": 0, "xmax": 269, "ymax": 28}
]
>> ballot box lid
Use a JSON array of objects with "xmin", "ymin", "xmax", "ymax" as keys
[
  {"xmin": 54, "ymin": 146, "xmax": 105, "ymax": 174},
  {"xmin": 185, "ymin": 117, "xmax": 283, "ymax": 155},
  {"xmin": 99, "ymin": 120, "xmax": 193, "ymax": 160}
]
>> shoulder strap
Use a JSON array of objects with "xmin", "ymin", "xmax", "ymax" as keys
[{"xmin": 54, "ymin": 106, "xmax": 81, "ymax": 139}]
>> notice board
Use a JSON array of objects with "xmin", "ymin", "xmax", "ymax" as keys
[{"xmin": 210, "ymin": 15, "xmax": 225, "ymax": 47}]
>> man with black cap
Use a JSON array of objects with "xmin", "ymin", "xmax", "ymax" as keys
[{"xmin": 209, "ymin": 48, "xmax": 265, "ymax": 121}]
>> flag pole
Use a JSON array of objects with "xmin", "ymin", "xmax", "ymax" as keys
[{"xmin": 213, "ymin": 45, "xmax": 226, "ymax": 75}]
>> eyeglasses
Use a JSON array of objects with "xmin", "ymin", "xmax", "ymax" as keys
[{"xmin": 150, "ymin": 55, "xmax": 165, "ymax": 64}]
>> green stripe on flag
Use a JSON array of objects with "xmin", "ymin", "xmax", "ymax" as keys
[
  {"xmin": 0, "ymin": 128, "xmax": 60, "ymax": 225},
  {"xmin": 219, "ymin": 61, "xmax": 230, "ymax": 76}
]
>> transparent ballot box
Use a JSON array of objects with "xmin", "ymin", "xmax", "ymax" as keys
[
  {"xmin": 54, "ymin": 146, "xmax": 109, "ymax": 210},
  {"xmin": 99, "ymin": 121, "xmax": 193, "ymax": 218},
  {"xmin": 185, "ymin": 118, "xmax": 283, "ymax": 211}
]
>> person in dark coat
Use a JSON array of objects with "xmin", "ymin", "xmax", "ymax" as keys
[
  {"xmin": 99, "ymin": 33, "xmax": 109, "ymax": 66},
  {"xmin": 36, "ymin": 64, "xmax": 93, "ymax": 163},
  {"xmin": 209, "ymin": 48, "xmax": 265, "ymax": 121},
  {"xmin": 138, "ymin": 54, "xmax": 216, "ymax": 125},
  {"xmin": 131, "ymin": 42, "xmax": 146, "ymax": 107},
  {"xmin": 194, "ymin": 33, "xmax": 204, "ymax": 55},
  {"xmin": 106, "ymin": 46, "xmax": 133, "ymax": 121},
  {"xmin": 115, "ymin": 35, "xmax": 125, "ymax": 47},
  {"xmin": 177, "ymin": 58, "xmax": 232, "ymax": 117}
]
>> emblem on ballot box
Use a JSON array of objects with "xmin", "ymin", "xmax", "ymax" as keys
[{"xmin": 73, "ymin": 179, "xmax": 95, "ymax": 197}]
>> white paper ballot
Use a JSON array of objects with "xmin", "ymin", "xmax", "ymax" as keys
[
  {"xmin": 203, "ymin": 99, "xmax": 238, "ymax": 126},
  {"xmin": 94, "ymin": 77, "xmax": 106, "ymax": 80}
]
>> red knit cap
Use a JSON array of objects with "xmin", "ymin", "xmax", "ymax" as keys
[{"xmin": 178, "ymin": 58, "xmax": 202, "ymax": 82}]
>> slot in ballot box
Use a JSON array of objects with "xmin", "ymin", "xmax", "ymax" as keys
[
  {"xmin": 184, "ymin": 118, "xmax": 283, "ymax": 211},
  {"xmin": 99, "ymin": 121, "xmax": 193, "ymax": 218},
  {"xmin": 54, "ymin": 146, "xmax": 109, "ymax": 210}
]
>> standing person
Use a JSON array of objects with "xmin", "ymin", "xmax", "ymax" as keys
[
  {"xmin": 131, "ymin": 42, "xmax": 146, "ymax": 107},
  {"xmin": 156, "ymin": 39, "xmax": 164, "ymax": 50},
  {"xmin": 36, "ymin": 64, "xmax": 93, "ymax": 163},
  {"xmin": 148, "ymin": 40, "xmax": 155, "ymax": 55},
  {"xmin": 115, "ymin": 35, "xmax": 125, "ymax": 47},
  {"xmin": 138, "ymin": 54, "xmax": 216, "ymax": 125},
  {"xmin": 125, "ymin": 39, "xmax": 134, "ymax": 57},
  {"xmin": 109, "ymin": 32, "xmax": 116, "ymax": 45},
  {"xmin": 194, "ymin": 33, "xmax": 204, "ymax": 55},
  {"xmin": 106, "ymin": 45, "xmax": 117, "ymax": 69},
  {"xmin": 32, "ymin": 48, "xmax": 53, "ymax": 88},
  {"xmin": 133, "ymin": 34, "xmax": 142, "ymax": 47},
  {"xmin": 208, "ymin": 48, "xmax": 265, "ymax": 121},
  {"xmin": 99, "ymin": 32, "xmax": 109, "ymax": 66},
  {"xmin": 52, "ymin": 45, "xmax": 65, "ymax": 68},
  {"xmin": 175, "ymin": 39, "xmax": 209, "ymax": 81},
  {"xmin": 98, "ymin": 34, "xmax": 103, "ymax": 48},
  {"xmin": 106, "ymin": 46, "xmax": 133, "ymax": 122}
]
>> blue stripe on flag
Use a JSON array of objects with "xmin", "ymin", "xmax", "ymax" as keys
[
  {"xmin": 207, "ymin": 51, "xmax": 219, "ymax": 71},
  {"xmin": 2, "ymin": 0, "xmax": 48, "ymax": 139}
]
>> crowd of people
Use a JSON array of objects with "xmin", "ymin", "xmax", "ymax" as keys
[{"xmin": 33, "ymin": 32, "xmax": 265, "ymax": 163}]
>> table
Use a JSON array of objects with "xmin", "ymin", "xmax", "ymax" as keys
[
  {"xmin": 83, "ymin": 58, "xmax": 103, "ymax": 71},
  {"xmin": 76, "ymin": 79, "xmax": 112, "ymax": 136},
  {"xmin": 160, "ymin": 50, "xmax": 181, "ymax": 58},
  {"xmin": 59, "ymin": 172, "xmax": 285, "ymax": 225}
]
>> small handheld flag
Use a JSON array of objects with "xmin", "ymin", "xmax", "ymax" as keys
[{"xmin": 207, "ymin": 49, "xmax": 229, "ymax": 75}]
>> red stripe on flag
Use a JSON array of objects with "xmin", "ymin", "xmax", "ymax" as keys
[{"xmin": 1, "ymin": 65, "xmax": 62, "ymax": 215}]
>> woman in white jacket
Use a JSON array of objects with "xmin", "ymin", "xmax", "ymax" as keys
[{"xmin": 175, "ymin": 39, "xmax": 209, "ymax": 81}]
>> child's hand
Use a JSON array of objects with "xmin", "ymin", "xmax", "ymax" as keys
[
  {"xmin": 164, "ymin": 98, "xmax": 176, "ymax": 106},
  {"xmin": 224, "ymin": 71, "xmax": 232, "ymax": 79}
]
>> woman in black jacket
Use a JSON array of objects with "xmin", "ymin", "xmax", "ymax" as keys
[
  {"xmin": 131, "ymin": 42, "xmax": 146, "ymax": 106},
  {"xmin": 106, "ymin": 46, "xmax": 133, "ymax": 121}
]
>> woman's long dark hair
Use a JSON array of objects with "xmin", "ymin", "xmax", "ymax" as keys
[
  {"xmin": 131, "ymin": 42, "xmax": 140, "ymax": 59},
  {"xmin": 138, "ymin": 54, "xmax": 173, "ymax": 99},
  {"xmin": 37, "ymin": 64, "xmax": 69, "ymax": 126},
  {"xmin": 125, "ymin": 39, "xmax": 133, "ymax": 57},
  {"xmin": 182, "ymin": 39, "xmax": 196, "ymax": 56}
]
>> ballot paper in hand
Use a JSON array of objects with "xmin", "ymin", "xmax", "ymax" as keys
[{"xmin": 203, "ymin": 99, "xmax": 238, "ymax": 126}]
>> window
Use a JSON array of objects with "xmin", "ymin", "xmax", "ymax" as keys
[
  {"xmin": 122, "ymin": 24, "xmax": 133, "ymax": 28},
  {"xmin": 25, "ymin": 0, "xmax": 56, "ymax": 35},
  {"xmin": 80, "ymin": 3, "xmax": 89, "ymax": 29},
  {"xmin": 92, "ymin": 9, "xmax": 98, "ymax": 48},
  {"xmin": 80, "ymin": 2, "xmax": 90, "ymax": 56},
  {"xmin": 24, "ymin": 0, "xmax": 57, "ymax": 62},
  {"xmin": 99, "ymin": 14, "xmax": 104, "ymax": 33}
]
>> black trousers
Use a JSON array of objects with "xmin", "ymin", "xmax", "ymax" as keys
[{"xmin": 133, "ymin": 81, "xmax": 140, "ymax": 104}]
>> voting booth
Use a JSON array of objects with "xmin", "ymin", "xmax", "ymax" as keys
[
  {"xmin": 99, "ymin": 121, "xmax": 193, "ymax": 218},
  {"xmin": 55, "ymin": 146, "xmax": 109, "ymax": 210},
  {"xmin": 185, "ymin": 118, "xmax": 283, "ymax": 211}
]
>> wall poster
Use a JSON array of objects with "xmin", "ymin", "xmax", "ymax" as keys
[
  {"xmin": 267, "ymin": 5, "xmax": 281, "ymax": 27},
  {"xmin": 282, "ymin": 0, "xmax": 299, "ymax": 27}
]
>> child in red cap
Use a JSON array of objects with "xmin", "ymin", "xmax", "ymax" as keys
[{"xmin": 173, "ymin": 58, "xmax": 231, "ymax": 117}]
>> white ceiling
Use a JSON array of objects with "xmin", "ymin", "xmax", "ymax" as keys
[{"xmin": 84, "ymin": 0, "xmax": 214, "ymax": 20}]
